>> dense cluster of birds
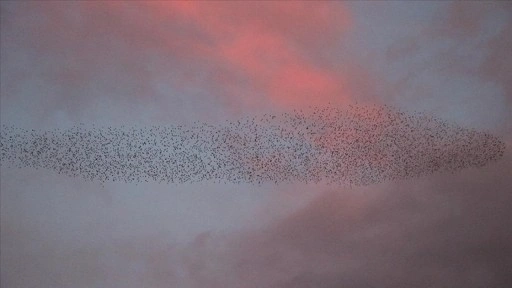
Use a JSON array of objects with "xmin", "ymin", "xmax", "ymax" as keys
[{"xmin": 0, "ymin": 104, "xmax": 506, "ymax": 186}]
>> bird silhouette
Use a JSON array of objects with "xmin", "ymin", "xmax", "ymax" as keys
[{"xmin": 0, "ymin": 104, "xmax": 506, "ymax": 186}]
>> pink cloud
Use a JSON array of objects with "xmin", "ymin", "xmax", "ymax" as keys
[
  {"xmin": 146, "ymin": 1, "xmax": 352, "ymax": 109},
  {"xmin": 1, "ymin": 1, "xmax": 357, "ymax": 125}
]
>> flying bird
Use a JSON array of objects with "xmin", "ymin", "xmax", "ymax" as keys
[{"xmin": 0, "ymin": 104, "xmax": 506, "ymax": 186}]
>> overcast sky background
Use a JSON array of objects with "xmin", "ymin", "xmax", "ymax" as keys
[{"xmin": 1, "ymin": 1, "xmax": 512, "ymax": 287}]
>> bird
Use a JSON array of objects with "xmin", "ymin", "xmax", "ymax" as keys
[{"xmin": 0, "ymin": 104, "xmax": 506, "ymax": 186}]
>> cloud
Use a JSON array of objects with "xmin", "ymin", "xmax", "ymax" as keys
[
  {"xmin": 129, "ymin": 1, "xmax": 354, "ymax": 109},
  {"xmin": 431, "ymin": 2, "xmax": 512, "ymax": 107},
  {"xmin": 0, "ymin": 1, "xmax": 353, "ymax": 127},
  {"xmin": 477, "ymin": 4, "xmax": 512, "ymax": 106},
  {"xmin": 3, "ymin": 153, "xmax": 510, "ymax": 287},
  {"xmin": 2, "ymin": 2, "xmax": 511, "ymax": 288},
  {"xmin": 382, "ymin": 2, "xmax": 512, "ymax": 136},
  {"xmin": 174, "ymin": 151, "xmax": 512, "ymax": 288}
]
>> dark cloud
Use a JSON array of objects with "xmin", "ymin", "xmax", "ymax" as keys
[
  {"xmin": 180, "ymin": 151, "xmax": 512, "ymax": 288},
  {"xmin": 1, "ymin": 2, "xmax": 511, "ymax": 288},
  {"xmin": 220, "ymin": 152, "xmax": 511, "ymax": 287},
  {"xmin": 3, "ymin": 151, "xmax": 510, "ymax": 287}
]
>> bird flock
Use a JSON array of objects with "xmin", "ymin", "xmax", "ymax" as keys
[{"xmin": 0, "ymin": 104, "xmax": 506, "ymax": 186}]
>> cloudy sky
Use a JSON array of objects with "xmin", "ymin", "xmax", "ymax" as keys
[{"xmin": 1, "ymin": 1, "xmax": 511, "ymax": 287}]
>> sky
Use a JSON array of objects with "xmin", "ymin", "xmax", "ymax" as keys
[{"xmin": 1, "ymin": 1, "xmax": 512, "ymax": 287}]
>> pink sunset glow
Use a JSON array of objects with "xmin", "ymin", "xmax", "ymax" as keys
[{"xmin": 1, "ymin": 2, "xmax": 511, "ymax": 288}]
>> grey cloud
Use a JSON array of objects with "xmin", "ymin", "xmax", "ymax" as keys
[
  {"xmin": 200, "ymin": 152, "xmax": 512, "ymax": 288},
  {"xmin": 3, "ymin": 151, "xmax": 510, "ymax": 288},
  {"xmin": 0, "ymin": 1, "xmax": 231, "ymax": 127},
  {"xmin": 2, "ymin": 2, "xmax": 511, "ymax": 288},
  {"xmin": 380, "ymin": 2, "xmax": 512, "ymax": 136}
]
